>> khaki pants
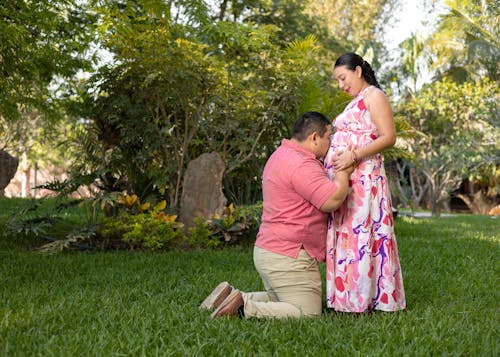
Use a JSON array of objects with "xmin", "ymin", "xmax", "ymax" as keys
[{"xmin": 242, "ymin": 246, "xmax": 322, "ymax": 319}]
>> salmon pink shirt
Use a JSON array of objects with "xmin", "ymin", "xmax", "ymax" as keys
[{"xmin": 255, "ymin": 139, "xmax": 337, "ymax": 262}]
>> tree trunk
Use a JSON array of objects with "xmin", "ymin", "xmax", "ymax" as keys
[
  {"xmin": 442, "ymin": 198, "xmax": 450, "ymax": 213},
  {"xmin": 457, "ymin": 191, "xmax": 497, "ymax": 214},
  {"xmin": 33, "ymin": 162, "xmax": 38, "ymax": 198},
  {"xmin": 219, "ymin": 0, "xmax": 228, "ymax": 20},
  {"xmin": 20, "ymin": 151, "xmax": 31, "ymax": 198},
  {"xmin": 430, "ymin": 200, "xmax": 439, "ymax": 217},
  {"xmin": 429, "ymin": 184, "xmax": 440, "ymax": 217}
]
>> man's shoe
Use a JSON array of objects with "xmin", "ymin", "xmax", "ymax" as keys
[
  {"xmin": 211, "ymin": 289, "xmax": 244, "ymax": 318},
  {"xmin": 199, "ymin": 282, "xmax": 233, "ymax": 310}
]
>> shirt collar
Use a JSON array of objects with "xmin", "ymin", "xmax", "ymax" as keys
[{"xmin": 281, "ymin": 139, "xmax": 316, "ymax": 159}]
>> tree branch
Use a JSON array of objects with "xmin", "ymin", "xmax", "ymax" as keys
[{"xmin": 225, "ymin": 126, "xmax": 267, "ymax": 175}]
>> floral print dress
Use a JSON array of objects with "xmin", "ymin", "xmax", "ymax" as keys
[{"xmin": 324, "ymin": 86, "xmax": 406, "ymax": 312}]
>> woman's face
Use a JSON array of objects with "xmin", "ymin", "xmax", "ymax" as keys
[{"xmin": 333, "ymin": 65, "xmax": 364, "ymax": 97}]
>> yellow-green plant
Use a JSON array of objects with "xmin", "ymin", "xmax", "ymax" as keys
[
  {"xmin": 117, "ymin": 194, "xmax": 152, "ymax": 214},
  {"xmin": 100, "ymin": 199, "xmax": 185, "ymax": 251},
  {"xmin": 208, "ymin": 203, "xmax": 252, "ymax": 243},
  {"xmin": 187, "ymin": 217, "xmax": 220, "ymax": 249}
]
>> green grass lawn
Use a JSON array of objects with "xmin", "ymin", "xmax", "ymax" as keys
[{"xmin": 1, "ymin": 199, "xmax": 499, "ymax": 356}]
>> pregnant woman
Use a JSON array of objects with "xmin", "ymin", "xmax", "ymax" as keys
[{"xmin": 324, "ymin": 53, "xmax": 406, "ymax": 313}]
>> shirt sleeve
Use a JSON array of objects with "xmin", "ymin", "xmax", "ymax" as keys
[{"xmin": 291, "ymin": 158, "xmax": 337, "ymax": 209}]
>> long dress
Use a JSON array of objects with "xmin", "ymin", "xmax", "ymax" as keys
[{"xmin": 324, "ymin": 86, "xmax": 406, "ymax": 312}]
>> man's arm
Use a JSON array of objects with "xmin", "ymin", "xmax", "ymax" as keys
[{"xmin": 319, "ymin": 170, "xmax": 352, "ymax": 212}]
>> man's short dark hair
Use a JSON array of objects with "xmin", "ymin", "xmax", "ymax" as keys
[{"xmin": 292, "ymin": 112, "xmax": 331, "ymax": 142}]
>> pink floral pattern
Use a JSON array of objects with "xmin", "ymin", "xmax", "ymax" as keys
[{"xmin": 324, "ymin": 86, "xmax": 406, "ymax": 312}]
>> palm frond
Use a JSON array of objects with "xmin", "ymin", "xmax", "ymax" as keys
[{"xmin": 286, "ymin": 34, "xmax": 319, "ymax": 53}]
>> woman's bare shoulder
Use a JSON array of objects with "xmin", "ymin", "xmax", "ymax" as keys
[{"xmin": 365, "ymin": 87, "xmax": 389, "ymax": 107}]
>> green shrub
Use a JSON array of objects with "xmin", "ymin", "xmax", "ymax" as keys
[
  {"xmin": 233, "ymin": 201, "xmax": 262, "ymax": 233},
  {"xmin": 100, "ymin": 201, "xmax": 263, "ymax": 251},
  {"xmin": 100, "ymin": 197, "xmax": 186, "ymax": 251},
  {"xmin": 3, "ymin": 198, "xmax": 60, "ymax": 239},
  {"xmin": 187, "ymin": 217, "xmax": 220, "ymax": 249},
  {"xmin": 1, "ymin": 196, "xmax": 264, "ymax": 253},
  {"xmin": 126, "ymin": 215, "xmax": 185, "ymax": 250}
]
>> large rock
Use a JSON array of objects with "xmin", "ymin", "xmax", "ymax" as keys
[
  {"xmin": 180, "ymin": 152, "xmax": 227, "ymax": 227},
  {"xmin": 0, "ymin": 150, "xmax": 19, "ymax": 197}
]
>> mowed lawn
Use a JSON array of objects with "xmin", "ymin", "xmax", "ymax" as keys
[{"xmin": 0, "ymin": 199, "xmax": 498, "ymax": 356}]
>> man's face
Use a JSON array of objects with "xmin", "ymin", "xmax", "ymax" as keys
[{"xmin": 316, "ymin": 124, "xmax": 332, "ymax": 159}]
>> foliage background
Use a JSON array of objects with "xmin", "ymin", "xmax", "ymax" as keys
[{"xmin": 1, "ymin": 0, "xmax": 498, "ymax": 216}]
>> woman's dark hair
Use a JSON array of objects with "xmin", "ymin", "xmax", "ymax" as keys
[
  {"xmin": 292, "ymin": 111, "xmax": 331, "ymax": 142},
  {"xmin": 334, "ymin": 53, "xmax": 381, "ymax": 89}
]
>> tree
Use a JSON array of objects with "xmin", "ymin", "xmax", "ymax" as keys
[
  {"xmin": 304, "ymin": 0, "xmax": 399, "ymax": 63},
  {"xmin": 0, "ymin": 0, "xmax": 96, "ymax": 121},
  {"xmin": 397, "ymin": 32, "xmax": 433, "ymax": 94},
  {"xmin": 428, "ymin": 0, "xmax": 499, "ymax": 82},
  {"xmin": 0, "ymin": 1, "xmax": 96, "ymax": 197},
  {"xmin": 69, "ymin": 0, "xmax": 325, "ymax": 210},
  {"xmin": 397, "ymin": 78, "xmax": 499, "ymax": 216}
]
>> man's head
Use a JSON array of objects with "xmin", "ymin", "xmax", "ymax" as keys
[{"xmin": 292, "ymin": 112, "xmax": 332, "ymax": 159}]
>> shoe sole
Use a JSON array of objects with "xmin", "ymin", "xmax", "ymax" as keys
[
  {"xmin": 211, "ymin": 289, "xmax": 242, "ymax": 318},
  {"xmin": 199, "ymin": 282, "xmax": 232, "ymax": 310}
]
